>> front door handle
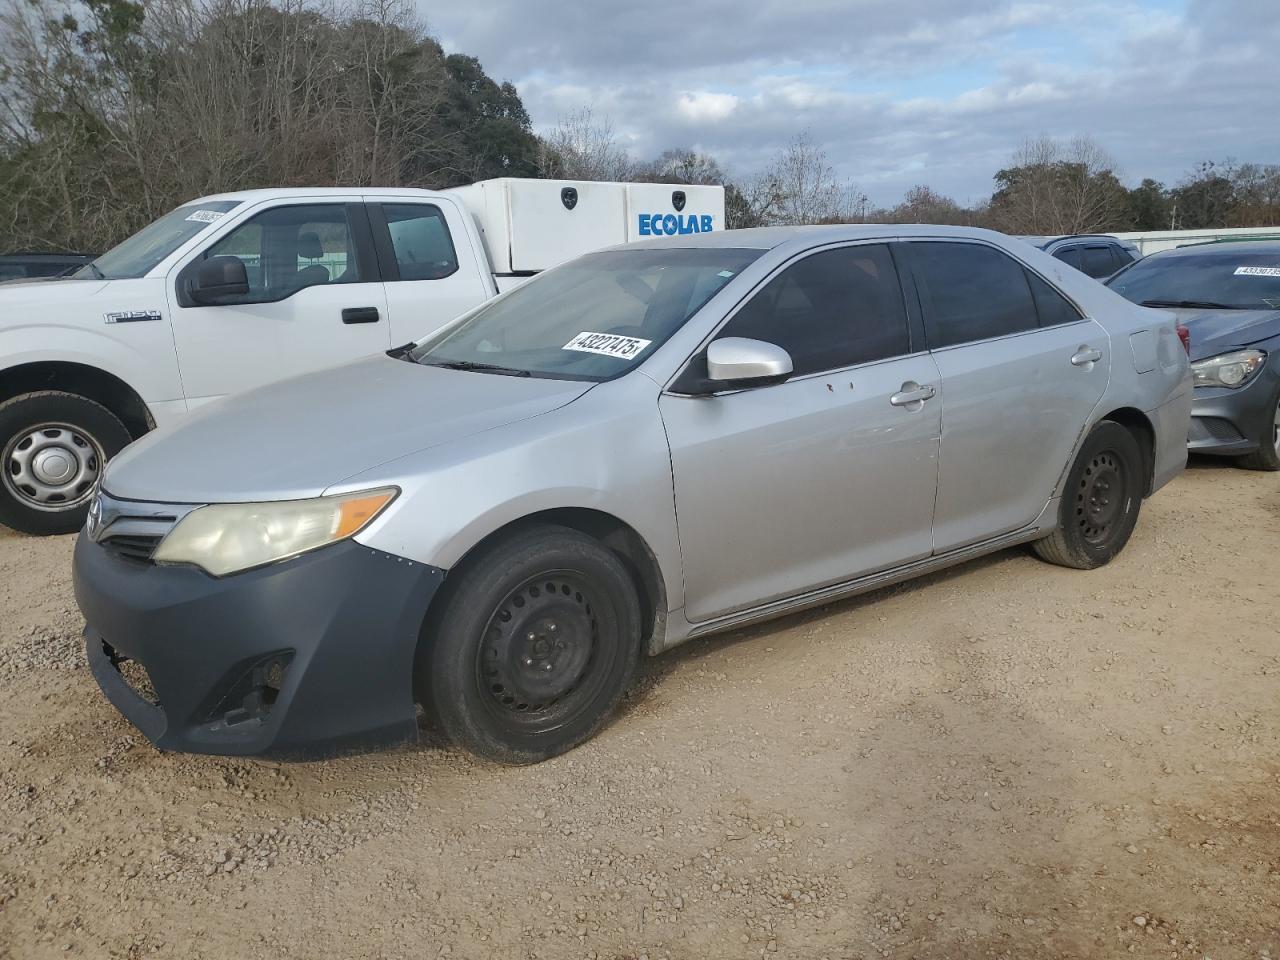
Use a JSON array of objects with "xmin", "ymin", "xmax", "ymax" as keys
[
  {"xmin": 889, "ymin": 381, "xmax": 937, "ymax": 408},
  {"xmin": 342, "ymin": 306, "xmax": 380, "ymax": 324},
  {"xmin": 1071, "ymin": 346, "xmax": 1102, "ymax": 366}
]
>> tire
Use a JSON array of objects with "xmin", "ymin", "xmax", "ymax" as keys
[
  {"xmin": 419, "ymin": 525, "xmax": 643, "ymax": 764},
  {"xmin": 0, "ymin": 391, "xmax": 132, "ymax": 536},
  {"xmin": 1032, "ymin": 420, "xmax": 1144, "ymax": 570},
  {"xmin": 1235, "ymin": 389, "xmax": 1280, "ymax": 471}
]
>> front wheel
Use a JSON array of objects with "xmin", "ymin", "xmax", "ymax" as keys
[
  {"xmin": 0, "ymin": 391, "xmax": 133, "ymax": 536},
  {"xmin": 1033, "ymin": 420, "xmax": 1144, "ymax": 570},
  {"xmin": 419, "ymin": 525, "xmax": 642, "ymax": 764}
]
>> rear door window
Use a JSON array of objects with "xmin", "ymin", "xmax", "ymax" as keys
[
  {"xmin": 1026, "ymin": 270, "xmax": 1084, "ymax": 327},
  {"xmin": 1080, "ymin": 245, "xmax": 1117, "ymax": 278},
  {"xmin": 909, "ymin": 242, "xmax": 1038, "ymax": 348},
  {"xmin": 375, "ymin": 204, "xmax": 459, "ymax": 281}
]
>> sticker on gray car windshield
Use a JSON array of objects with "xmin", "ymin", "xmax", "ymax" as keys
[
  {"xmin": 185, "ymin": 209, "xmax": 226, "ymax": 224},
  {"xmin": 563, "ymin": 331, "xmax": 653, "ymax": 360},
  {"xmin": 1234, "ymin": 265, "xmax": 1280, "ymax": 277}
]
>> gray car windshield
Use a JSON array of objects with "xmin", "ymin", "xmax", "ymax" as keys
[
  {"xmin": 409, "ymin": 247, "xmax": 763, "ymax": 380},
  {"xmin": 75, "ymin": 200, "xmax": 242, "ymax": 280},
  {"xmin": 1108, "ymin": 249, "xmax": 1280, "ymax": 310}
]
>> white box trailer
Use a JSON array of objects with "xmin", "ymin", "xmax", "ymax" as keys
[{"xmin": 449, "ymin": 178, "xmax": 725, "ymax": 282}]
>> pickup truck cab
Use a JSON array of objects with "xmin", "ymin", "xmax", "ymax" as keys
[{"xmin": 0, "ymin": 180, "xmax": 723, "ymax": 533}]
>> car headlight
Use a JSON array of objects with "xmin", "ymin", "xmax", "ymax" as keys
[
  {"xmin": 153, "ymin": 487, "xmax": 397, "ymax": 576},
  {"xmin": 1190, "ymin": 350, "xmax": 1266, "ymax": 389}
]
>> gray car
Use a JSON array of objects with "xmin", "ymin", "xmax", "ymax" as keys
[
  {"xmin": 73, "ymin": 225, "xmax": 1192, "ymax": 763},
  {"xmin": 1019, "ymin": 235, "xmax": 1142, "ymax": 279}
]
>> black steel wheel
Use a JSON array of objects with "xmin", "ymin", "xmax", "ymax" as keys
[
  {"xmin": 420, "ymin": 525, "xmax": 642, "ymax": 764},
  {"xmin": 1033, "ymin": 420, "xmax": 1144, "ymax": 570}
]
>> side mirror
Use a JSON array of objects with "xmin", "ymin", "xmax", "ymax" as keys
[
  {"xmin": 705, "ymin": 337, "xmax": 793, "ymax": 388},
  {"xmin": 190, "ymin": 256, "xmax": 248, "ymax": 304}
]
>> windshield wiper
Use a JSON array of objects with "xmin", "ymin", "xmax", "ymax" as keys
[
  {"xmin": 428, "ymin": 359, "xmax": 532, "ymax": 377},
  {"xmin": 1139, "ymin": 299, "xmax": 1242, "ymax": 310},
  {"xmin": 82, "ymin": 262, "xmax": 106, "ymax": 280}
]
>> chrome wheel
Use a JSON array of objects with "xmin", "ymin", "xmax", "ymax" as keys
[{"xmin": 2, "ymin": 422, "xmax": 103, "ymax": 512}]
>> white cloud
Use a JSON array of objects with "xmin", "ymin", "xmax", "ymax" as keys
[{"xmin": 675, "ymin": 91, "xmax": 740, "ymax": 123}]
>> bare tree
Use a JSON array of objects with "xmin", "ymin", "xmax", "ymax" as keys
[
  {"xmin": 989, "ymin": 135, "xmax": 1127, "ymax": 234},
  {"xmin": 537, "ymin": 107, "xmax": 635, "ymax": 181},
  {"xmin": 748, "ymin": 132, "xmax": 867, "ymax": 226}
]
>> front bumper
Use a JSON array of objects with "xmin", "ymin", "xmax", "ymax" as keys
[
  {"xmin": 74, "ymin": 535, "xmax": 444, "ymax": 758},
  {"xmin": 1187, "ymin": 360, "xmax": 1280, "ymax": 456}
]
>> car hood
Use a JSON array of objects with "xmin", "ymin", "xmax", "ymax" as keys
[
  {"xmin": 1173, "ymin": 308, "xmax": 1280, "ymax": 361},
  {"xmin": 105, "ymin": 355, "xmax": 594, "ymax": 503}
]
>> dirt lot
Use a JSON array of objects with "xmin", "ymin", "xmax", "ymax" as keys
[{"xmin": 0, "ymin": 461, "xmax": 1278, "ymax": 960}]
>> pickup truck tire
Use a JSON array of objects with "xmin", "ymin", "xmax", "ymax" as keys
[
  {"xmin": 0, "ymin": 391, "xmax": 131, "ymax": 536},
  {"xmin": 420, "ymin": 525, "xmax": 642, "ymax": 764},
  {"xmin": 1032, "ymin": 420, "xmax": 1143, "ymax": 570}
]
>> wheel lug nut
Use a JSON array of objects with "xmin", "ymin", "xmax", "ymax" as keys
[
  {"xmin": 524, "ymin": 657, "xmax": 534, "ymax": 666},
  {"xmin": 526, "ymin": 632, "xmax": 536, "ymax": 641}
]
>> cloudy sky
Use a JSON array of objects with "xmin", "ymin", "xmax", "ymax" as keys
[{"xmin": 425, "ymin": 0, "xmax": 1280, "ymax": 207}]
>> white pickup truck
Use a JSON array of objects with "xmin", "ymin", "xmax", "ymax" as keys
[{"xmin": 0, "ymin": 178, "xmax": 725, "ymax": 533}]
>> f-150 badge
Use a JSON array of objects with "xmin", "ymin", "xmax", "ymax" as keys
[{"xmin": 104, "ymin": 310, "xmax": 162, "ymax": 324}]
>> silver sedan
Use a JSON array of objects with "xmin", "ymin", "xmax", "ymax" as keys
[{"xmin": 74, "ymin": 226, "xmax": 1192, "ymax": 763}]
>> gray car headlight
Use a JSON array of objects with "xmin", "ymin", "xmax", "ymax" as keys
[
  {"xmin": 1190, "ymin": 349, "xmax": 1266, "ymax": 389},
  {"xmin": 153, "ymin": 488, "xmax": 397, "ymax": 576}
]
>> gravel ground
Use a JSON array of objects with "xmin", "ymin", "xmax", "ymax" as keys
[{"xmin": 1, "ymin": 459, "xmax": 1278, "ymax": 960}]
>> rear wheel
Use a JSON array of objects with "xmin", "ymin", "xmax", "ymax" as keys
[
  {"xmin": 0, "ymin": 391, "xmax": 132, "ymax": 536},
  {"xmin": 1033, "ymin": 420, "xmax": 1144, "ymax": 570},
  {"xmin": 1236, "ymin": 390, "xmax": 1280, "ymax": 471},
  {"xmin": 419, "ymin": 525, "xmax": 642, "ymax": 764}
]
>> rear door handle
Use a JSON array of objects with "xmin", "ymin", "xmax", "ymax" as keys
[
  {"xmin": 1071, "ymin": 346, "xmax": 1102, "ymax": 366},
  {"xmin": 342, "ymin": 307, "xmax": 380, "ymax": 324},
  {"xmin": 889, "ymin": 382, "xmax": 937, "ymax": 407}
]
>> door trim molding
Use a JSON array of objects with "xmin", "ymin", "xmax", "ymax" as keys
[{"xmin": 670, "ymin": 501, "xmax": 1056, "ymax": 647}]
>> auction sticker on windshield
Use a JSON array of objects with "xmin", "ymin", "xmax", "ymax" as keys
[
  {"xmin": 185, "ymin": 210, "xmax": 226, "ymax": 224},
  {"xmin": 563, "ymin": 331, "xmax": 653, "ymax": 360},
  {"xmin": 1234, "ymin": 266, "xmax": 1280, "ymax": 277}
]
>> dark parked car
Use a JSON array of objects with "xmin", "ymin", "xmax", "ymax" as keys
[
  {"xmin": 1107, "ymin": 240, "xmax": 1280, "ymax": 470},
  {"xmin": 1020, "ymin": 235, "xmax": 1141, "ymax": 279},
  {"xmin": 0, "ymin": 251, "xmax": 96, "ymax": 283}
]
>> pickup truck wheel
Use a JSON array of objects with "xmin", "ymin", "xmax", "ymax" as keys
[
  {"xmin": 0, "ymin": 391, "xmax": 132, "ymax": 536},
  {"xmin": 1032, "ymin": 420, "xmax": 1143, "ymax": 570},
  {"xmin": 421, "ymin": 526, "xmax": 642, "ymax": 764}
]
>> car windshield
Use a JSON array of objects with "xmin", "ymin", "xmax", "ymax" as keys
[
  {"xmin": 407, "ymin": 247, "xmax": 763, "ymax": 381},
  {"xmin": 75, "ymin": 200, "xmax": 242, "ymax": 280},
  {"xmin": 1107, "ymin": 249, "xmax": 1280, "ymax": 310}
]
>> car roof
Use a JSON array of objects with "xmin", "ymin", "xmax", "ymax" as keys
[
  {"xmin": 1152, "ymin": 239, "xmax": 1280, "ymax": 258},
  {"xmin": 627, "ymin": 223, "xmax": 1022, "ymax": 252}
]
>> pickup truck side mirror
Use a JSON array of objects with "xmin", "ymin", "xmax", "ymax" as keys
[{"xmin": 190, "ymin": 256, "xmax": 249, "ymax": 304}]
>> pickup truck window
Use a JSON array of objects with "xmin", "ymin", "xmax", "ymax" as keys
[
  {"xmin": 75, "ymin": 200, "xmax": 241, "ymax": 280},
  {"xmin": 203, "ymin": 204, "xmax": 365, "ymax": 302},
  {"xmin": 408, "ymin": 247, "xmax": 763, "ymax": 381},
  {"xmin": 380, "ymin": 204, "xmax": 459, "ymax": 280}
]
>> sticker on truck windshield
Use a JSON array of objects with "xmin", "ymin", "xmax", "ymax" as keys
[
  {"xmin": 562, "ymin": 331, "xmax": 653, "ymax": 360},
  {"xmin": 1234, "ymin": 266, "xmax": 1280, "ymax": 277},
  {"xmin": 185, "ymin": 209, "xmax": 226, "ymax": 224}
]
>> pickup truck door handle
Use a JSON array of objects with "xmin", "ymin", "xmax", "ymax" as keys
[
  {"xmin": 341, "ymin": 307, "xmax": 380, "ymax": 324},
  {"xmin": 1071, "ymin": 346, "xmax": 1102, "ymax": 366},
  {"xmin": 889, "ymin": 382, "xmax": 937, "ymax": 407}
]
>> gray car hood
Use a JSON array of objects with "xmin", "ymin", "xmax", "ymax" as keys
[
  {"xmin": 1174, "ymin": 308, "xmax": 1280, "ymax": 361},
  {"xmin": 105, "ymin": 355, "xmax": 593, "ymax": 503}
]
